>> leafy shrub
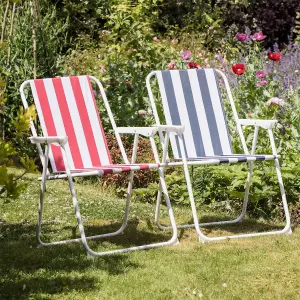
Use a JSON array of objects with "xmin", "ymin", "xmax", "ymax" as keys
[
  {"xmin": 0, "ymin": 74, "xmax": 37, "ymax": 198},
  {"xmin": 218, "ymin": 0, "xmax": 300, "ymax": 47},
  {"xmin": 49, "ymin": 0, "xmax": 110, "ymax": 40},
  {"xmin": 101, "ymin": 133, "xmax": 157, "ymax": 190},
  {"xmin": 1, "ymin": 0, "xmax": 69, "ymax": 142},
  {"xmin": 64, "ymin": 0, "xmax": 178, "ymax": 129},
  {"xmin": 132, "ymin": 30, "xmax": 300, "ymax": 218},
  {"xmin": 295, "ymin": 12, "xmax": 300, "ymax": 44}
]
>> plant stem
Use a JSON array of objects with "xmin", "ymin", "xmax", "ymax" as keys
[
  {"xmin": 30, "ymin": 1, "xmax": 37, "ymax": 79},
  {"xmin": 1, "ymin": 0, "xmax": 10, "ymax": 43},
  {"xmin": 7, "ymin": 2, "xmax": 16, "ymax": 65}
]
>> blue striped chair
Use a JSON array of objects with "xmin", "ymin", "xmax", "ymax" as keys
[{"xmin": 146, "ymin": 68, "xmax": 292, "ymax": 242}]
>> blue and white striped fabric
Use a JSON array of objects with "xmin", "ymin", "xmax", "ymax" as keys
[{"xmin": 156, "ymin": 69, "xmax": 232, "ymax": 159}]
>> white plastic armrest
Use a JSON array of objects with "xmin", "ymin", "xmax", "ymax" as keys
[
  {"xmin": 155, "ymin": 125, "xmax": 185, "ymax": 135},
  {"xmin": 239, "ymin": 119, "xmax": 277, "ymax": 130},
  {"xmin": 29, "ymin": 136, "xmax": 68, "ymax": 146},
  {"xmin": 116, "ymin": 127, "xmax": 158, "ymax": 137}
]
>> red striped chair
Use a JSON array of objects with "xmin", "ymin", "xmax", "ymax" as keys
[{"xmin": 20, "ymin": 75, "xmax": 179, "ymax": 256}]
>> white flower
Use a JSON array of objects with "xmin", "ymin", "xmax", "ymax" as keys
[{"xmin": 266, "ymin": 97, "xmax": 285, "ymax": 106}]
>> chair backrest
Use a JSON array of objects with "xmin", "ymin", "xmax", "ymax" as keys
[
  {"xmin": 23, "ymin": 76, "xmax": 112, "ymax": 172},
  {"xmin": 148, "ymin": 69, "xmax": 233, "ymax": 159}
]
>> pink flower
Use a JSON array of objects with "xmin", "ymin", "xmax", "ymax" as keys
[
  {"xmin": 266, "ymin": 97, "xmax": 285, "ymax": 106},
  {"xmin": 256, "ymin": 80, "xmax": 268, "ymax": 86},
  {"xmin": 251, "ymin": 31, "xmax": 266, "ymax": 41},
  {"xmin": 180, "ymin": 49, "xmax": 191, "ymax": 61},
  {"xmin": 99, "ymin": 65, "xmax": 105, "ymax": 73},
  {"xmin": 171, "ymin": 39, "xmax": 178, "ymax": 44},
  {"xmin": 153, "ymin": 36, "xmax": 159, "ymax": 42},
  {"xmin": 256, "ymin": 70, "xmax": 267, "ymax": 78},
  {"xmin": 168, "ymin": 60, "xmax": 175, "ymax": 70},
  {"xmin": 138, "ymin": 110, "xmax": 147, "ymax": 116},
  {"xmin": 235, "ymin": 33, "xmax": 248, "ymax": 42}
]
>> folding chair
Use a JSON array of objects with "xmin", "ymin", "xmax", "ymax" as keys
[
  {"xmin": 146, "ymin": 68, "xmax": 292, "ymax": 242},
  {"xmin": 20, "ymin": 75, "xmax": 178, "ymax": 257}
]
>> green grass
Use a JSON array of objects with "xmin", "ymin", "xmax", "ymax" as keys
[{"xmin": 1, "ymin": 171, "xmax": 300, "ymax": 299}]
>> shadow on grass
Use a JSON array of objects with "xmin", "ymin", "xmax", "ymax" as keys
[
  {"xmin": 0, "ymin": 219, "xmax": 172, "ymax": 299},
  {"xmin": 145, "ymin": 212, "xmax": 288, "ymax": 241},
  {"xmin": 175, "ymin": 214, "xmax": 287, "ymax": 238}
]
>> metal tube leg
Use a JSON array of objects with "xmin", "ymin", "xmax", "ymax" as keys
[
  {"xmin": 155, "ymin": 161, "xmax": 254, "ymax": 231},
  {"xmin": 36, "ymin": 145, "xmax": 49, "ymax": 246},
  {"xmin": 268, "ymin": 129, "xmax": 291, "ymax": 233},
  {"xmin": 155, "ymin": 180, "xmax": 164, "ymax": 229},
  {"xmin": 63, "ymin": 136, "xmax": 178, "ymax": 256},
  {"xmin": 155, "ymin": 171, "xmax": 176, "ymax": 231},
  {"xmin": 37, "ymin": 170, "xmax": 135, "ymax": 247},
  {"xmin": 197, "ymin": 158, "xmax": 292, "ymax": 242},
  {"xmin": 157, "ymin": 168, "xmax": 178, "ymax": 243},
  {"xmin": 117, "ymin": 171, "xmax": 134, "ymax": 233},
  {"xmin": 233, "ymin": 161, "xmax": 254, "ymax": 223},
  {"xmin": 176, "ymin": 136, "xmax": 207, "ymax": 242},
  {"xmin": 274, "ymin": 158, "xmax": 291, "ymax": 233},
  {"xmin": 65, "ymin": 168, "xmax": 178, "ymax": 257},
  {"xmin": 36, "ymin": 140, "xmax": 178, "ymax": 256}
]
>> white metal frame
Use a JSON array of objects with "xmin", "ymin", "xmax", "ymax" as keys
[
  {"xmin": 146, "ymin": 69, "xmax": 292, "ymax": 242},
  {"xmin": 20, "ymin": 76, "xmax": 179, "ymax": 256}
]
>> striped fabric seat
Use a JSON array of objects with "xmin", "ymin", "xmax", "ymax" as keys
[
  {"xmin": 185, "ymin": 154, "xmax": 279, "ymax": 163},
  {"xmin": 30, "ymin": 75, "xmax": 157, "ymax": 174},
  {"xmin": 73, "ymin": 163, "xmax": 162, "ymax": 174},
  {"xmin": 157, "ymin": 69, "xmax": 232, "ymax": 159},
  {"xmin": 56, "ymin": 154, "xmax": 279, "ymax": 176}
]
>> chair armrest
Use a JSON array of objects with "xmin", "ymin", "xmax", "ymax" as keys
[
  {"xmin": 116, "ymin": 127, "xmax": 158, "ymax": 137},
  {"xmin": 29, "ymin": 136, "xmax": 68, "ymax": 146},
  {"xmin": 116, "ymin": 125, "xmax": 185, "ymax": 137},
  {"xmin": 239, "ymin": 119, "xmax": 277, "ymax": 130},
  {"xmin": 155, "ymin": 125, "xmax": 185, "ymax": 135}
]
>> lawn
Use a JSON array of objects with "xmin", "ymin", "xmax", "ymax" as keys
[{"xmin": 1, "ymin": 171, "xmax": 300, "ymax": 300}]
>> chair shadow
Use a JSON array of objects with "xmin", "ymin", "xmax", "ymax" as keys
[
  {"xmin": 177, "ymin": 214, "xmax": 289, "ymax": 238},
  {"xmin": 0, "ymin": 218, "xmax": 171, "ymax": 299},
  {"xmin": 40, "ymin": 218, "xmax": 173, "ymax": 248}
]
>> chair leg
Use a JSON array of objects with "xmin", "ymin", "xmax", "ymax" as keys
[
  {"xmin": 74, "ymin": 167, "xmax": 178, "ymax": 257},
  {"xmin": 155, "ymin": 162, "xmax": 254, "ymax": 231},
  {"xmin": 192, "ymin": 159, "xmax": 292, "ymax": 242},
  {"xmin": 36, "ymin": 169, "xmax": 134, "ymax": 246},
  {"xmin": 37, "ymin": 167, "xmax": 178, "ymax": 256}
]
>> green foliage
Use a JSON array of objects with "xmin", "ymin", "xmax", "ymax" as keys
[
  {"xmin": 0, "ymin": 104, "xmax": 37, "ymax": 199},
  {"xmin": 64, "ymin": 0, "xmax": 178, "ymax": 128},
  {"xmin": 50, "ymin": 0, "xmax": 110, "ymax": 40},
  {"xmin": 132, "ymin": 34, "xmax": 300, "ymax": 218},
  {"xmin": 1, "ymin": 0, "xmax": 69, "ymax": 141},
  {"xmin": 155, "ymin": 0, "xmax": 225, "ymax": 50},
  {"xmin": 295, "ymin": 12, "xmax": 300, "ymax": 44},
  {"xmin": 1, "ymin": 0, "xmax": 300, "ymax": 215},
  {"xmin": 2, "ymin": 172, "xmax": 300, "ymax": 299},
  {"xmin": 217, "ymin": 0, "xmax": 300, "ymax": 47}
]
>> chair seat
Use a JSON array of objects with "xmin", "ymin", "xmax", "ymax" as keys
[
  {"xmin": 70, "ymin": 163, "xmax": 162, "ymax": 174},
  {"xmin": 186, "ymin": 154, "xmax": 279, "ymax": 163},
  {"xmin": 62, "ymin": 155, "xmax": 278, "ymax": 176}
]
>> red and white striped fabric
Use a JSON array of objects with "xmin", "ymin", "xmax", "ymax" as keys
[{"xmin": 30, "ymin": 75, "xmax": 157, "ymax": 174}]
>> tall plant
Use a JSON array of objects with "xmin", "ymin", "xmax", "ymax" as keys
[{"xmin": 1, "ymin": 0, "xmax": 69, "ymax": 142}]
